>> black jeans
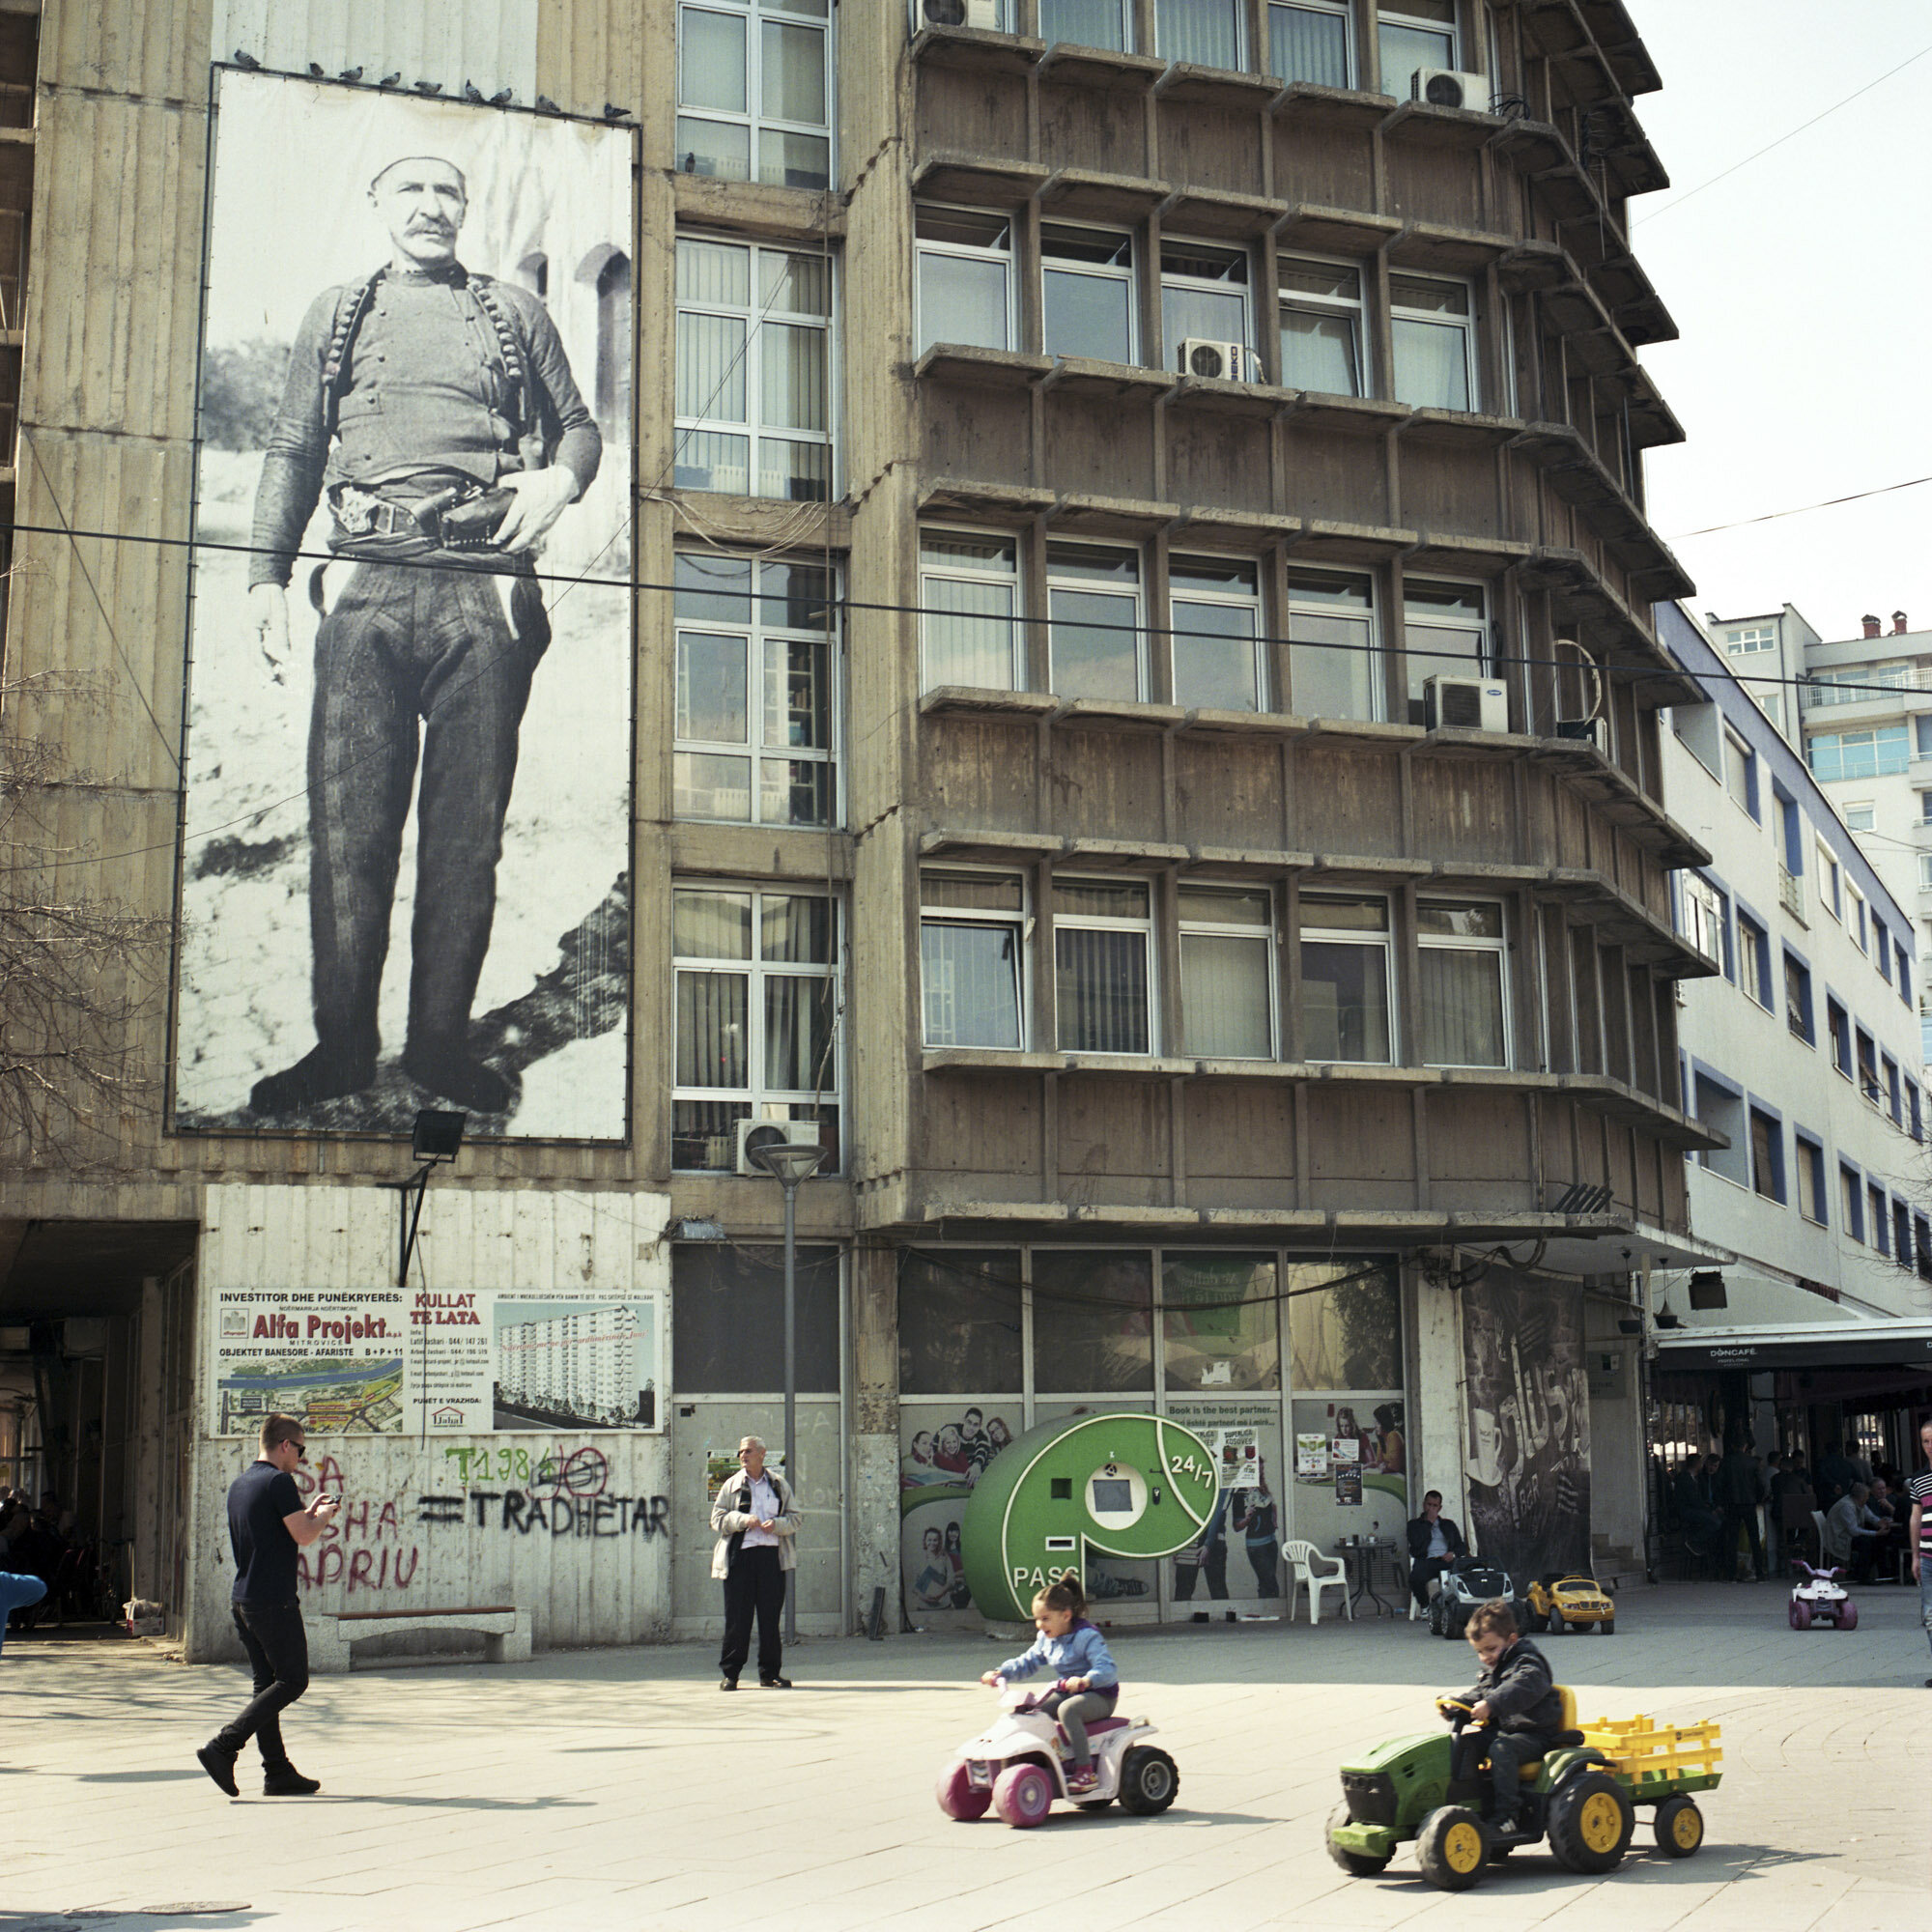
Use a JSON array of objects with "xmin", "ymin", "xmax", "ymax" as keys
[
  {"xmin": 213, "ymin": 1601, "xmax": 309, "ymax": 1770},
  {"xmin": 1483, "ymin": 1727, "xmax": 1554, "ymax": 1822},
  {"xmin": 1410, "ymin": 1556, "xmax": 1450, "ymax": 1608},
  {"xmin": 1723, "ymin": 1507, "xmax": 1766, "ymax": 1577},
  {"xmin": 720, "ymin": 1545, "xmax": 785, "ymax": 1683}
]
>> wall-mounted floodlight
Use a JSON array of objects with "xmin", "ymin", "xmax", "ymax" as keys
[{"xmin": 384, "ymin": 1109, "xmax": 467, "ymax": 1286}]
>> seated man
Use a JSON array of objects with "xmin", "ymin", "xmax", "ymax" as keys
[
  {"xmin": 1446, "ymin": 1597, "xmax": 1562, "ymax": 1834},
  {"xmin": 1406, "ymin": 1490, "xmax": 1468, "ymax": 1611},
  {"xmin": 1822, "ymin": 1483, "xmax": 1883, "ymax": 1580}
]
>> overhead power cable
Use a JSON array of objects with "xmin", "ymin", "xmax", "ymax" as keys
[{"xmin": 1665, "ymin": 472, "xmax": 1932, "ymax": 540}]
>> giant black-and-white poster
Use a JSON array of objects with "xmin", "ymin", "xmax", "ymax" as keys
[
  {"xmin": 175, "ymin": 71, "xmax": 634, "ymax": 1140},
  {"xmin": 1460, "ymin": 1271, "xmax": 1591, "ymax": 1584}
]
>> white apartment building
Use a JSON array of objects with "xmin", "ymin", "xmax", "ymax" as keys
[
  {"xmin": 1655, "ymin": 604, "xmax": 1932, "ymax": 1480},
  {"xmin": 1706, "ymin": 603, "xmax": 1818, "ymax": 750},
  {"xmin": 498, "ymin": 1305, "xmax": 649, "ymax": 1424}
]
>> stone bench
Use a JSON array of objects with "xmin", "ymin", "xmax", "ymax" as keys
[{"xmin": 308, "ymin": 1605, "xmax": 530, "ymax": 1673}]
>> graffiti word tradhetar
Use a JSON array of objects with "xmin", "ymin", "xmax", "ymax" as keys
[
  {"xmin": 411, "ymin": 1292, "xmax": 481, "ymax": 1326},
  {"xmin": 417, "ymin": 1491, "xmax": 670, "ymax": 1538}
]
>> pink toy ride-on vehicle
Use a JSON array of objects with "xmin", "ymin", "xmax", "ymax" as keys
[
  {"xmin": 936, "ymin": 1680, "xmax": 1179, "ymax": 1828},
  {"xmin": 1788, "ymin": 1559, "xmax": 1857, "ymax": 1631}
]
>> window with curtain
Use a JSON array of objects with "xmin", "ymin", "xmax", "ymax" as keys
[
  {"xmin": 1179, "ymin": 887, "xmax": 1275, "ymax": 1058},
  {"xmin": 921, "ymin": 870, "xmax": 1027, "ymax": 1049},
  {"xmin": 1047, "ymin": 541, "xmax": 1144, "ymax": 700},
  {"xmin": 1268, "ymin": 0, "xmax": 1353, "ymax": 87},
  {"xmin": 1377, "ymin": 0, "xmax": 1458, "ymax": 95},
  {"xmin": 920, "ymin": 529, "xmax": 1022, "ymax": 690},
  {"xmin": 672, "ymin": 885, "xmax": 840, "ymax": 1169},
  {"xmin": 899, "ymin": 1250, "xmax": 1025, "ymax": 1395},
  {"xmin": 1054, "ymin": 878, "xmax": 1154, "ymax": 1054},
  {"xmin": 674, "ymin": 552, "xmax": 838, "ymax": 828},
  {"xmin": 1736, "ymin": 914, "xmax": 1769, "ymax": 1009},
  {"xmin": 1796, "ymin": 1137, "xmax": 1825, "ymax": 1224},
  {"xmin": 1170, "ymin": 554, "xmax": 1264, "ymax": 710},
  {"xmin": 1389, "ymin": 271, "xmax": 1474, "ymax": 411},
  {"xmin": 675, "ymin": 237, "xmax": 833, "ymax": 501},
  {"xmin": 1160, "ymin": 240, "xmax": 1252, "ymax": 375},
  {"xmin": 1040, "ymin": 0, "xmax": 1132, "ymax": 52},
  {"xmin": 1279, "ymin": 256, "xmax": 1366, "ymax": 396},
  {"xmin": 676, "ymin": 0, "xmax": 832, "ymax": 191},
  {"xmin": 1418, "ymin": 898, "xmax": 1509, "ymax": 1066},
  {"xmin": 1031, "ymin": 1250, "xmax": 1154, "ymax": 1393},
  {"xmin": 1299, "ymin": 894, "xmax": 1392, "ymax": 1062},
  {"xmin": 1402, "ymin": 578, "xmax": 1487, "ymax": 715},
  {"xmin": 915, "ymin": 206, "xmax": 1013, "ymax": 356},
  {"xmin": 1156, "ymin": 0, "xmax": 1243, "ymax": 71},
  {"xmin": 1288, "ymin": 568, "xmax": 1379, "ymax": 720},
  {"xmin": 1042, "ymin": 224, "xmax": 1136, "ymax": 365}
]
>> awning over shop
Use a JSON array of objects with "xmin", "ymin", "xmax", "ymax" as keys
[{"xmin": 1656, "ymin": 1321, "xmax": 1932, "ymax": 1375}]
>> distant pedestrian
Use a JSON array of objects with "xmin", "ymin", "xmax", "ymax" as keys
[
  {"xmin": 1718, "ymin": 1437, "xmax": 1767, "ymax": 1581},
  {"xmin": 1910, "ymin": 1415, "xmax": 1932, "ymax": 1688},
  {"xmin": 0, "ymin": 1570, "xmax": 47, "ymax": 1653},
  {"xmin": 710, "ymin": 1435, "xmax": 802, "ymax": 1691},
  {"xmin": 196, "ymin": 1414, "xmax": 339, "ymax": 1798}
]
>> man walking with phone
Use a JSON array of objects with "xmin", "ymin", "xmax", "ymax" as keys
[{"xmin": 197, "ymin": 1414, "xmax": 339, "ymax": 1797}]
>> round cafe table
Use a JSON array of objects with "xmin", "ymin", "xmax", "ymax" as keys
[{"xmin": 1332, "ymin": 1536, "xmax": 1398, "ymax": 1617}]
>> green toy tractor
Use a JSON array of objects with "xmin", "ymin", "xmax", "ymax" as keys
[{"xmin": 1326, "ymin": 1690, "xmax": 1719, "ymax": 1890}]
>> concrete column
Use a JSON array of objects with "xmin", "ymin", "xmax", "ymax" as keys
[
  {"xmin": 848, "ymin": 1238, "xmax": 900, "ymax": 1634},
  {"xmin": 1409, "ymin": 1264, "xmax": 1465, "ymax": 1523}
]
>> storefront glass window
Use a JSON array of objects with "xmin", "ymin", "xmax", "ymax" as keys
[{"xmin": 1031, "ymin": 1250, "xmax": 1154, "ymax": 1392}]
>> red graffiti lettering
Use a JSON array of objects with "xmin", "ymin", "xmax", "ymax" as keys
[
  {"xmin": 347, "ymin": 1548, "xmax": 374, "ymax": 1591},
  {"xmin": 377, "ymin": 1500, "xmax": 399, "ymax": 1538},
  {"xmin": 311, "ymin": 1545, "xmax": 344, "ymax": 1590},
  {"xmin": 342, "ymin": 1498, "xmax": 370, "ymax": 1538},
  {"xmin": 394, "ymin": 1546, "xmax": 418, "ymax": 1589}
]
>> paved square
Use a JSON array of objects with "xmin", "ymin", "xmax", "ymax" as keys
[{"xmin": 5, "ymin": 1581, "xmax": 1926, "ymax": 1932}]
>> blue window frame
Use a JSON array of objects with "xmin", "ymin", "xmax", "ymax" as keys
[
  {"xmin": 1840, "ymin": 1163, "xmax": 1864, "ymax": 1241},
  {"xmin": 1794, "ymin": 1132, "xmax": 1826, "ymax": 1225}
]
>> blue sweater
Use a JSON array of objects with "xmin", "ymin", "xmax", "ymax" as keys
[
  {"xmin": 0, "ymin": 1572, "xmax": 48, "ymax": 1656},
  {"xmin": 997, "ymin": 1618, "xmax": 1119, "ymax": 1690}
]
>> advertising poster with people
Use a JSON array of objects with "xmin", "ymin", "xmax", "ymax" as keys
[
  {"xmin": 1166, "ymin": 1397, "xmax": 1285, "ymax": 1608},
  {"xmin": 1461, "ymin": 1272, "xmax": 1591, "ymax": 1579},
  {"xmin": 174, "ymin": 71, "xmax": 636, "ymax": 1141},
  {"xmin": 899, "ymin": 1405, "xmax": 1017, "ymax": 1621}
]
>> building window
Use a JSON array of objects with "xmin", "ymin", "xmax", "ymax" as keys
[
  {"xmin": 674, "ymin": 553, "xmax": 837, "ymax": 827},
  {"xmin": 1300, "ymin": 893, "xmax": 1392, "ymax": 1062},
  {"xmin": 1847, "ymin": 884, "xmax": 1867, "ymax": 951},
  {"xmin": 1911, "ymin": 1082, "xmax": 1924, "ymax": 1143},
  {"xmin": 1894, "ymin": 1198, "xmax": 1912, "ymax": 1263},
  {"xmin": 1840, "ymin": 1165, "xmax": 1863, "ymax": 1240},
  {"xmin": 1681, "ymin": 873, "xmax": 1724, "ymax": 967},
  {"xmin": 1722, "ymin": 731, "xmax": 1759, "ymax": 818},
  {"xmin": 1748, "ymin": 1109, "xmax": 1783, "ymax": 1203},
  {"xmin": 1047, "ymin": 541, "xmax": 1145, "ymax": 701},
  {"xmin": 675, "ymin": 238, "xmax": 833, "ymax": 500},
  {"xmin": 915, "ymin": 206, "xmax": 1013, "ymax": 356},
  {"xmin": 671, "ymin": 886, "xmax": 840, "ymax": 1170},
  {"xmin": 1693, "ymin": 1073, "xmax": 1746, "ymax": 1186},
  {"xmin": 1378, "ymin": 0, "xmax": 1458, "ymax": 93},
  {"xmin": 1179, "ymin": 886, "xmax": 1276, "ymax": 1059},
  {"xmin": 1827, "ymin": 998, "xmax": 1851, "ymax": 1077},
  {"xmin": 1736, "ymin": 914, "xmax": 1770, "ymax": 1009},
  {"xmin": 1725, "ymin": 624, "xmax": 1776, "ymax": 656},
  {"xmin": 1883, "ymin": 1054, "xmax": 1902, "ymax": 1123},
  {"xmin": 1042, "ymin": 224, "xmax": 1136, "ymax": 365},
  {"xmin": 1170, "ymin": 554, "xmax": 1264, "ymax": 711},
  {"xmin": 1054, "ymin": 877, "xmax": 1155, "ymax": 1054},
  {"xmin": 1842, "ymin": 801, "xmax": 1875, "ymax": 832},
  {"xmin": 1917, "ymin": 1214, "xmax": 1932, "ymax": 1281},
  {"xmin": 676, "ymin": 0, "xmax": 832, "ymax": 191},
  {"xmin": 1418, "ymin": 898, "xmax": 1509, "ymax": 1066},
  {"xmin": 1809, "ymin": 726, "xmax": 1909, "ymax": 781},
  {"xmin": 1816, "ymin": 838, "xmax": 1841, "ymax": 918},
  {"xmin": 1874, "ymin": 915, "xmax": 1891, "ymax": 981},
  {"xmin": 1278, "ymin": 256, "xmax": 1365, "ymax": 395},
  {"xmin": 920, "ymin": 530, "xmax": 1021, "ymax": 692},
  {"xmin": 1161, "ymin": 239, "xmax": 1252, "ymax": 377},
  {"xmin": 1389, "ymin": 272, "xmax": 1475, "ymax": 411},
  {"xmin": 1041, "ymin": 0, "xmax": 1132, "ymax": 53},
  {"xmin": 1155, "ymin": 0, "xmax": 1244, "ymax": 70},
  {"xmin": 1403, "ymin": 580, "xmax": 1488, "ymax": 717},
  {"xmin": 1782, "ymin": 952, "xmax": 1813, "ymax": 1041},
  {"xmin": 1855, "ymin": 1026, "xmax": 1880, "ymax": 1106},
  {"xmin": 1868, "ymin": 1182, "xmax": 1889, "ymax": 1254},
  {"xmin": 1896, "ymin": 947, "xmax": 1912, "ymax": 1006},
  {"xmin": 1288, "ymin": 567, "xmax": 1379, "ymax": 721},
  {"xmin": 1795, "ymin": 1136, "xmax": 1826, "ymax": 1225},
  {"xmin": 921, "ymin": 870, "xmax": 1026, "ymax": 1050},
  {"xmin": 1268, "ymin": 0, "xmax": 1353, "ymax": 87}
]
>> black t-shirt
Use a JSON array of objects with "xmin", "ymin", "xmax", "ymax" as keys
[{"xmin": 228, "ymin": 1462, "xmax": 304, "ymax": 1605}]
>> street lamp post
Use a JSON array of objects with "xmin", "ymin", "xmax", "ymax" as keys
[{"xmin": 749, "ymin": 1138, "xmax": 825, "ymax": 1643}]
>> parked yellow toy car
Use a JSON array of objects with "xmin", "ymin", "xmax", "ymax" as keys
[{"xmin": 1527, "ymin": 1572, "xmax": 1616, "ymax": 1635}]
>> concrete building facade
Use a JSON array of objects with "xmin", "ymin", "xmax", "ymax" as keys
[{"xmin": 3, "ymin": 1, "xmax": 1720, "ymax": 1645}]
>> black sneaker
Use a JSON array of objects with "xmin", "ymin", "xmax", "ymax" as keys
[
  {"xmin": 196, "ymin": 1743, "xmax": 240, "ymax": 1797},
  {"xmin": 720, "ymin": 1676, "xmax": 738, "ymax": 1691},
  {"xmin": 264, "ymin": 1768, "xmax": 321, "ymax": 1797},
  {"xmin": 759, "ymin": 1675, "xmax": 792, "ymax": 1689}
]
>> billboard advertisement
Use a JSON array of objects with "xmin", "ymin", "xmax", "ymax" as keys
[{"xmin": 175, "ymin": 70, "xmax": 635, "ymax": 1141}]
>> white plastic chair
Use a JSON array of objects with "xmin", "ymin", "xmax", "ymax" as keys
[{"xmin": 1283, "ymin": 1539, "xmax": 1352, "ymax": 1624}]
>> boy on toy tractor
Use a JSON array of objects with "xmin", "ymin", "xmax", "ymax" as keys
[{"xmin": 1450, "ymin": 1597, "xmax": 1562, "ymax": 1833}]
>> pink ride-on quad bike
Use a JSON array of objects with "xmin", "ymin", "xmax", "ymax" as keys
[
  {"xmin": 935, "ymin": 1681, "xmax": 1179, "ymax": 1828},
  {"xmin": 1788, "ymin": 1559, "xmax": 1857, "ymax": 1631}
]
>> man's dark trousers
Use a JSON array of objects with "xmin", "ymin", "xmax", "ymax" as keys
[
  {"xmin": 307, "ymin": 559, "xmax": 548, "ymax": 1068},
  {"xmin": 1483, "ymin": 1727, "xmax": 1553, "ymax": 1823},
  {"xmin": 720, "ymin": 1544, "xmax": 785, "ymax": 1685},
  {"xmin": 213, "ymin": 1602, "xmax": 309, "ymax": 1772},
  {"xmin": 1410, "ymin": 1557, "xmax": 1449, "ymax": 1609},
  {"xmin": 1722, "ymin": 1506, "xmax": 1766, "ymax": 1578}
]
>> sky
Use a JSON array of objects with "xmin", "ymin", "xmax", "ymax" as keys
[{"xmin": 1624, "ymin": 1, "xmax": 1932, "ymax": 644}]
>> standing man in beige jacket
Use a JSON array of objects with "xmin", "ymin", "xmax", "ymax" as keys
[{"xmin": 710, "ymin": 1435, "xmax": 802, "ymax": 1690}]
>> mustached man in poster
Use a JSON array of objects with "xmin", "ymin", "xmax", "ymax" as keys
[{"xmin": 242, "ymin": 151, "xmax": 601, "ymax": 1118}]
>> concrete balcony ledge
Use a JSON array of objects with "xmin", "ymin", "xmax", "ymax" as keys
[
  {"xmin": 911, "ymin": 152, "xmax": 1050, "ymax": 207},
  {"xmin": 915, "ymin": 342, "xmax": 1052, "ymax": 389},
  {"xmin": 1039, "ymin": 167, "xmax": 1173, "ymax": 223},
  {"xmin": 910, "ymin": 25, "xmax": 1046, "ymax": 79},
  {"xmin": 1275, "ymin": 203, "xmax": 1403, "ymax": 257},
  {"xmin": 1036, "ymin": 42, "xmax": 1167, "ymax": 94},
  {"xmin": 1378, "ymin": 97, "xmax": 1506, "ymax": 151},
  {"xmin": 1153, "ymin": 61, "xmax": 1280, "ymax": 110},
  {"xmin": 1268, "ymin": 80, "xmax": 1395, "ymax": 135}
]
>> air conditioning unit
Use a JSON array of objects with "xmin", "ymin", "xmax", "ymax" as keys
[
  {"xmin": 735, "ymin": 1120, "xmax": 794, "ymax": 1177},
  {"xmin": 1424, "ymin": 674, "xmax": 1508, "ymax": 733},
  {"xmin": 1178, "ymin": 337, "xmax": 1249, "ymax": 383},
  {"xmin": 1411, "ymin": 68, "xmax": 1492, "ymax": 113},
  {"xmin": 1558, "ymin": 716, "xmax": 1610, "ymax": 754},
  {"xmin": 922, "ymin": 0, "xmax": 1001, "ymax": 29}
]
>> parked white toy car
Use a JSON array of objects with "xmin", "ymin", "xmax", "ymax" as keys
[
  {"xmin": 936, "ymin": 1683, "xmax": 1179, "ymax": 1828},
  {"xmin": 1788, "ymin": 1559, "xmax": 1857, "ymax": 1631}
]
